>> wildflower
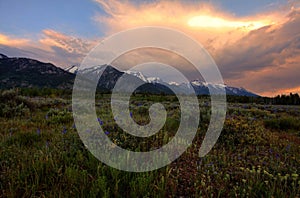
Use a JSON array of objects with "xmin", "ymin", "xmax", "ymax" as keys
[
  {"xmin": 286, "ymin": 144, "xmax": 291, "ymax": 151},
  {"xmin": 197, "ymin": 158, "xmax": 203, "ymax": 166},
  {"xmin": 264, "ymin": 181, "xmax": 269, "ymax": 185},
  {"xmin": 97, "ymin": 118, "xmax": 103, "ymax": 125},
  {"xmin": 292, "ymin": 173, "xmax": 299, "ymax": 178},
  {"xmin": 105, "ymin": 131, "xmax": 110, "ymax": 135},
  {"xmin": 130, "ymin": 112, "xmax": 133, "ymax": 118},
  {"xmin": 263, "ymin": 170, "xmax": 269, "ymax": 175},
  {"xmin": 225, "ymin": 174, "xmax": 230, "ymax": 179},
  {"xmin": 263, "ymin": 161, "xmax": 267, "ymax": 165},
  {"xmin": 197, "ymin": 158, "xmax": 203, "ymax": 170},
  {"xmin": 62, "ymin": 127, "xmax": 67, "ymax": 134},
  {"xmin": 269, "ymin": 148, "xmax": 273, "ymax": 154},
  {"xmin": 275, "ymin": 153, "xmax": 280, "ymax": 160},
  {"xmin": 284, "ymin": 174, "xmax": 289, "ymax": 180},
  {"xmin": 45, "ymin": 114, "xmax": 49, "ymax": 120},
  {"xmin": 72, "ymin": 123, "xmax": 76, "ymax": 129},
  {"xmin": 37, "ymin": 128, "xmax": 41, "ymax": 135}
]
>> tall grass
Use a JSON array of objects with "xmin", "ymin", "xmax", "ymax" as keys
[{"xmin": 0, "ymin": 92, "xmax": 299, "ymax": 197}]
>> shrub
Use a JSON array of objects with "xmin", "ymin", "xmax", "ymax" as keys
[
  {"xmin": 46, "ymin": 108, "xmax": 73, "ymax": 124},
  {"xmin": 264, "ymin": 117, "xmax": 300, "ymax": 131},
  {"xmin": 0, "ymin": 89, "xmax": 35, "ymax": 117}
]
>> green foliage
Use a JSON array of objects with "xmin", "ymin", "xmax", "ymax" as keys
[
  {"xmin": 264, "ymin": 116, "xmax": 300, "ymax": 131},
  {"xmin": 19, "ymin": 87, "xmax": 72, "ymax": 98},
  {"xmin": 0, "ymin": 89, "xmax": 35, "ymax": 117},
  {"xmin": 46, "ymin": 108, "xmax": 73, "ymax": 124}
]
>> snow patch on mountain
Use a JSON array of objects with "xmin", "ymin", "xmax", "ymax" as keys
[
  {"xmin": 124, "ymin": 70, "xmax": 163, "ymax": 84},
  {"xmin": 191, "ymin": 80, "xmax": 208, "ymax": 87},
  {"xmin": 168, "ymin": 81, "xmax": 180, "ymax": 86},
  {"xmin": 0, "ymin": 54, "xmax": 8, "ymax": 59},
  {"xmin": 65, "ymin": 65, "xmax": 79, "ymax": 74},
  {"xmin": 125, "ymin": 70, "xmax": 148, "ymax": 82},
  {"xmin": 64, "ymin": 65, "xmax": 259, "ymax": 96}
]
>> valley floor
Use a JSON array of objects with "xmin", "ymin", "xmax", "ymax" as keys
[{"xmin": 1, "ymin": 92, "xmax": 299, "ymax": 197}]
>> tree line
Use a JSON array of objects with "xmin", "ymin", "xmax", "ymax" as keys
[{"xmin": 226, "ymin": 93, "xmax": 300, "ymax": 105}]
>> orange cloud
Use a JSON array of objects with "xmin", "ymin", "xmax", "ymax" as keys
[
  {"xmin": 0, "ymin": 33, "xmax": 29, "ymax": 46},
  {"xmin": 94, "ymin": 0, "xmax": 283, "ymax": 51},
  {"xmin": 40, "ymin": 29, "xmax": 96, "ymax": 55},
  {"xmin": 93, "ymin": 0, "xmax": 299, "ymax": 96},
  {"xmin": 225, "ymin": 51, "xmax": 300, "ymax": 97},
  {"xmin": 188, "ymin": 15, "xmax": 271, "ymax": 30},
  {"xmin": 1, "ymin": 1, "xmax": 298, "ymax": 96},
  {"xmin": 0, "ymin": 30, "xmax": 97, "ymax": 67},
  {"xmin": 214, "ymin": 9, "xmax": 300, "ymax": 96}
]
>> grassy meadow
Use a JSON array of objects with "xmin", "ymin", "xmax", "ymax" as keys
[{"xmin": 0, "ymin": 89, "xmax": 299, "ymax": 197}]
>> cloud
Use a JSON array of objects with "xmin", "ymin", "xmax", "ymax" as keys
[
  {"xmin": 38, "ymin": 29, "xmax": 97, "ymax": 66},
  {"xmin": 228, "ymin": 58, "xmax": 300, "ymax": 96},
  {"xmin": 94, "ymin": 0, "xmax": 299, "ymax": 96},
  {"xmin": 215, "ymin": 9, "xmax": 300, "ymax": 96},
  {"xmin": 0, "ymin": 33, "xmax": 30, "ymax": 46},
  {"xmin": 111, "ymin": 48, "xmax": 201, "ymax": 81},
  {"xmin": 94, "ymin": 0, "xmax": 217, "ymax": 30},
  {"xmin": 40, "ymin": 29, "xmax": 95, "ymax": 56},
  {"xmin": 0, "ymin": 30, "xmax": 97, "ymax": 67},
  {"xmin": 94, "ymin": 0, "xmax": 281, "ymax": 49},
  {"xmin": 1, "ymin": 0, "xmax": 299, "ymax": 96}
]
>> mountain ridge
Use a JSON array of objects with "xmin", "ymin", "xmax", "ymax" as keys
[{"xmin": 0, "ymin": 54, "xmax": 259, "ymax": 96}]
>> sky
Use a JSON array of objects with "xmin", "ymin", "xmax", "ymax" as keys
[{"xmin": 0, "ymin": 0, "xmax": 299, "ymax": 96}]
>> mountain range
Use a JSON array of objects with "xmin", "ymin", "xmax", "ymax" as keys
[
  {"xmin": 0, "ymin": 54, "xmax": 259, "ymax": 96},
  {"xmin": 0, "ymin": 53, "xmax": 74, "ymax": 89}
]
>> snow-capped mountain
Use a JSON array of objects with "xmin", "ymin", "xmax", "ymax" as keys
[
  {"xmin": 122, "ymin": 70, "xmax": 258, "ymax": 96},
  {"xmin": 125, "ymin": 70, "xmax": 163, "ymax": 84},
  {"xmin": 65, "ymin": 65, "xmax": 79, "ymax": 74},
  {"xmin": 64, "ymin": 64, "xmax": 258, "ymax": 96},
  {"xmin": 0, "ymin": 53, "xmax": 259, "ymax": 96}
]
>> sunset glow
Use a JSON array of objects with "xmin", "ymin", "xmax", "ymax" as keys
[
  {"xmin": 0, "ymin": 0, "xmax": 299, "ymax": 96},
  {"xmin": 0, "ymin": 34, "xmax": 28, "ymax": 46},
  {"xmin": 188, "ymin": 15, "xmax": 271, "ymax": 30}
]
